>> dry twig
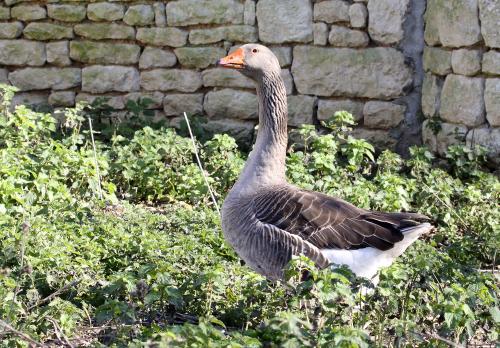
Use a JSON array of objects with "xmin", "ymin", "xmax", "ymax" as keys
[
  {"xmin": 28, "ymin": 279, "xmax": 81, "ymax": 310},
  {"xmin": 182, "ymin": 112, "xmax": 221, "ymax": 216},
  {"xmin": 410, "ymin": 330, "xmax": 465, "ymax": 348},
  {"xmin": 0, "ymin": 318, "xmax": 45, "ymax": 347}
]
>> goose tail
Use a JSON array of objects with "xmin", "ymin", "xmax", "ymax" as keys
[{"xmin": 397, "ymin": 222, "xmax": 434, "ymax": 252}]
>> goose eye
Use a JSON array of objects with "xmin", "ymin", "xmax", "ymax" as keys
[{"xmin": 252, "ymin": 48, "xmax": 258, "ymax": 53}]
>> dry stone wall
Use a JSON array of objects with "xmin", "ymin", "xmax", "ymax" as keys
[
  {"xmin": 0, "ymin": 0, "xmax": 497, "ymax": 163},
  {"xmin": 421, "ymin": 0, "xmax": 500, "ymax": 164},
  {"xmin": 0, "ymin": 0, "xmax": 422, "ymax": 152}
]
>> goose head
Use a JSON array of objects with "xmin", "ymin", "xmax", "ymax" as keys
[{"xmin": 217, "ymin": 44, "xmax": 281, "ymax": 81}]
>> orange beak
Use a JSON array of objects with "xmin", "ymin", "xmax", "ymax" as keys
[{"xmin": 217, "ymin": 48, "xmax": 245, "ymax": 69}]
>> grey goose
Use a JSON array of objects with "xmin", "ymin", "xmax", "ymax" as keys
[{"xmin": 218, "ymin": 44, "xmax": 433, "ymax": 284}]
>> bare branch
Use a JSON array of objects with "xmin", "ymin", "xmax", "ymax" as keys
[
  {"xmin": 0, "ymin": 318, "xmax": 45, "ymax": 347},
  {"xmin": 28, "ymin": 279, "xmax": 81, "ymax": 310}
]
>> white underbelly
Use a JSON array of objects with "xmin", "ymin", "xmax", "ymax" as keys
[
  {"xmin": 321, "ymin": 223, "xmax": 431, "ymax": 280},
  {"xmin": 321, "ymin": 247, "xmax": 391, "ymax": 279}
]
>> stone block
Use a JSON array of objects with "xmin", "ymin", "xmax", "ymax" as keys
[
  {"xmin": 292, "ymin": 46, "xmax": 412, "ymax": 99},
  {"xmin": 482, "ymin": 50, "xmax": 500, "ymax": 75},
  {"xmin": 124, "ymin": 5, "xmax": 154, "ymax": 26},
  {"xmin": 70, "ymin": 41, "xmax": 140, "ymax": 65},
  {"xmin": 466, "ymin": 126, "xmax": 500, "ymax": 164},
  {"xmin": 174, "ymin": 47, "xmax": 226, "ymax": 69},
  {"xmin": 136, "ymin": 28, "xmax": 188, "ymax": 48},
  {"xmin": 167, "ymin": 0, "xmax": 243, "ymax": 26},
  {"xmin": 270, "ymin": 46, "xmax": 292, "ymax": 67},
  {"xmin": 479, "ymin": 0, "xmax": 500, "ymax": 48},
  {"xmin": 0, "ymin": 22, "xmax": 22, "ymax": 39},
  {"xmin": 0, "ymin": 40, "xmax": 45, "ymax": 66},
  {"xmin": 74, "ymin": 23, "xmax": 135, "ymax": 40},
  {"xmin": 139, "ymin": 47, "xmax": 177, "ymax": 69},
  {"xmin": 11, "ymin": 4, "xmax": 46, "ymax": 21},
  {"xmin": 140, "ymin": 69, "xmax": 202, "ymax": 92},
  {"xmin": 328, "ymin": 25, "xmax": 369, "ymax": 47},
  {"xmin": 317, "ymin": 99, "xmax": 364, "ymax": 122},
  {"xmin": 485, "ymin": 78, "xmax": 500, "ymax": 126},
  {"xmin": 87, "ymin": 3, "xmax": 124, "ymax": 21},
  {"xmin": 423, "ymin": 47, "xmax": 452, "ymax": 75},
  {"xmin": 257, "ymin": 0, "xmax": 313, "ymax": 43},
  {"xmin": 153, "ymin": 3, "xmax": 166, "ymax": 27},
  {"xmin": 204, "ymin": 89, "xmax": 257, "ymax": 119},
  {"xmin": 0, "ymin": 69, "xmax": 8, "ymax": 84},
  {"xmin": 363, "ymin": 101, "xmax": 405, "ymax": 129},
  {"xmin": 48, "ymin": 91, "xmax": 75, "ymax": 107},
  {"xmin": 24, "ymin": 23, "xmax": 73, "ymax": 41},
  {"xmin": 11, "ymin": 92, "xmax": 49, "ymax": 110},
  {"xmin": 203, "ymin": 119, "xmax": 255, "ymax": 149},
  {"xmin": 163, "ymin": 93, "xmax": 204, "ymax": 116},
  {"xmin": 421, "ymin": 120, "xmax": 438, "ymax": 152},
  {"xmin": 423, "ymin": 0, "xmax": 440, "ymax": 45},
  {"xmin": 125, "ymin": 92, "xmax": 164, "ymax": 109},
  {"xmin": 435, "ymin": 122, "xmax": 468, "ymax": 155},
  {"xmin": 424, "ymin": 0, "xmax": 481, "ymax": 48},
  {"xmin": 76, "ymin": 93, "xmax": 125, "ymax": 110},
  {"xmin": 313, "ymin": 22, "xmax": 328, "ymax": 46},
  {"xmin": 281, "ymin": 69, "xmax": 294, "ymax": 95},
  {"xmin": 451, "ymin": 49, "xmax": 482, "ymax": 76},
  {"xmin": 47, "ymin": 41, "xmax": 71, "ymax": 66},
  {"xmin": 9, "ymin": 68, "xmax": 81, "ymax": 91},
  {"xmin": 82, "ymin": 66, "xmax": 140, "ymax": 93},
  {"xmin": 350, "ymin": 128, "xmax": 397, "ymax": 150},
  {"xmin": 225, "ymin": 25, "xmax": 258, "ymax": 43},
  {"xmin": 244, "ymin": 0, "xmax": 256, "ymax": 25},
  {"xmin": 0, "ymin": 7, "xmax": 9, "ymax": 20},
  {"xmin": 189, "ymin": 28, "xmax": 225, "ymax": 45},
  {"xmin": 202, "ymin": 68, "xmax": 254, "ymax": 89},
  {"xmin": 368, "ymin": 0, "xmax": 409, "ymax": 44},
  {"xmin": 421, "ymin": 73, "xmax": 441, "ymax": 117},
  {"xmin": 440, "ymin": 74, "xmax": 485, "ymax": 127},
  {"xmin": 313, "ymin": 0, "xmax": 349, "ymax": 23},
  {"xmin": 200, "ymin": 25, "xmax": 258, "ymax": 45},
  {"xmin": 287, "ymin": 95, "xmax": 315, "ymax": 126},
  {"xmin": 47, "ymin": 5, "xmax": 86, "ymax": 22},
  {"xmin": 349, "ymin": 3, "xmax": 367, "ymax": 29}
]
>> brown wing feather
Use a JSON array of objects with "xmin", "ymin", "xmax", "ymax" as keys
[{"xmin": 253, "ymin": 186, "xmax": 430, "ymax": 251}]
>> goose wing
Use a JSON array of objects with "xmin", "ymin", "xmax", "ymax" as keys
[{"xmin": 253, "ymin": 186, "xmax": 430, "ymax": 251}]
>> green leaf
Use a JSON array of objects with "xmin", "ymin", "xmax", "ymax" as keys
[{"xmin": 490, "ymin": 307, "xmax": 500, "ymax": 323}]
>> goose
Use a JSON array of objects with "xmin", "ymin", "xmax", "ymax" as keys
[{"xmin": 218, "ymin": 44, "xmax": 433, "ymax": 284}]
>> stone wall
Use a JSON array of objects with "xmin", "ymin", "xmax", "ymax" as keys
[
  {"xmin": 0, "ymin": 0, "xmax": 424, "ymax": 152},
  {"xmin": 421, "ymin": 0, "xmax": 500, "ymax": 164}
]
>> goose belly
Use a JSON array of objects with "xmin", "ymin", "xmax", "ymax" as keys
[
  {"xmin": 321, "ymin": 223, "xmax": 431, "ymax": 280},
  {"xmin": 322, "ymin": 247, "xmax": 392, "ymax": 279}
]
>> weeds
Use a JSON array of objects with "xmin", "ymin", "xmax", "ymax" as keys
[{"xmin": 0, "ymin": 85, "xmax": 498, "ymax": 347}]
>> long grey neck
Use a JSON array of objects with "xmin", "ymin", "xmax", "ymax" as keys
[{"xmin": 232, "ymin": 69, "xmax": 288, "ymax": 194}]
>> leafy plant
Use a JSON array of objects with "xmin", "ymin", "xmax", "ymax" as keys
[
  {"xmin": 0, "ymin": 85, "xmax": 498, "ymax": 347},
  {"xmin": 445, "ymin": 144, "xmax": 488, "ymax": 179}
]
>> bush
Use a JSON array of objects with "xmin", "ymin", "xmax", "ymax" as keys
[{"xmin": 0, "ymin": 85, "xmax": 498, "ymax": 347}]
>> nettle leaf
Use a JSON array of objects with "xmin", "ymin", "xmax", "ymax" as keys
[
  {"xmin": 490, "ymin": 307, "xmax": 500, "ymax": 323},
  {"xmin": 0, "ymin": 85, "xmax": 498, "ymax": 346}
]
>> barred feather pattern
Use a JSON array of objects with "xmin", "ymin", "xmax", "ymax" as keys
[
  {"xmin": 258, "ymin": 69, "xmax": 288, "ymax": 144},
  {"xmin": 252, "ymin": 185, "xmax": 429, "ymax": 251}
]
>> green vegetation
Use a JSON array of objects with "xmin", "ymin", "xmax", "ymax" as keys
[{"xmin": 0, "ymin": 85, "xmax": 498, "ymax": 347}]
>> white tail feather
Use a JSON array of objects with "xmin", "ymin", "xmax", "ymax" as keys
[{"xmin": 322, "ymin": 223, "xmax": 433, "ymax": 281}]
